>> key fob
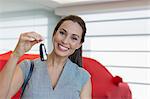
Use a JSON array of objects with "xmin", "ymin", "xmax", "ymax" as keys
[{"xmin": 39, "ymin": 43, "xmax": 47, "ymax": 61}]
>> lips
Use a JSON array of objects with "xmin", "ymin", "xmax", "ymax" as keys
[{"xmin": 58, "ymin": 44, "xmax": 69, "ymax": 51}]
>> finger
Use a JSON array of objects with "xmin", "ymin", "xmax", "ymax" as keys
[
  {"xmin": 22, "ymin": 36, "xmax": 36, "ymax": 42},
  {"xmin": 30, "ymin": 39, "xmax": 43, "ymax": 48},
  {"xmin": 26, "ymin": 32, "xmax": 44, "ymax": 41},
  {"xmin": 30, "ymin": 40, "xmax": 38, "ymax": 46}
]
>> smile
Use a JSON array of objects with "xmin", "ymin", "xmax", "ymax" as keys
[{"xmin": 58, "ymin": 44, "xmax": 69, "ymax": 51}]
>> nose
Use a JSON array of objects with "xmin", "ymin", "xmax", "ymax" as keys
[{"xmin": 62, "ymin": 37, "xmax": 69, "ymax": 44}]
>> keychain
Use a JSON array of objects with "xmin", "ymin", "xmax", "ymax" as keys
[{"xmin": 39, "ymin": 43, "xmax": 47, "ymax": 61}]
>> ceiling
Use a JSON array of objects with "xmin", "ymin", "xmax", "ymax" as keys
[{"xmin": 0, "ymin": 0, "xmax": 126, "ymax": 14}]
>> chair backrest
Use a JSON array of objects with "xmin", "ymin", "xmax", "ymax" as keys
[
  {"xmin": 83, "ymin": 57, "xmax": 132, "ymax": 99},
  {"xmin": 83, "ymin": 57, "xmax": 114, "ymax": 98},
  {"xmin": 0, "ymin": 51, "xmax": 132, "ymax": 99}
]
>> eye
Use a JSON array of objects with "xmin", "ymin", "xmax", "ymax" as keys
[
  {"xmin": 59, "ymin": 31, "xmax": 65, "ymax": 35},
  {"xmin": 71, "ymin": 37, "xmax": 78, "ymax": 41}
]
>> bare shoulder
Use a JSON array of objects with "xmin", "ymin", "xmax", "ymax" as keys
[{"xmin": 80, "ymin": 78, "xmax": 92, "ymax": 99}]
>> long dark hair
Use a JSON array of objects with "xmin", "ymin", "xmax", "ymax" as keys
[{"xmin": 53, "ymin": 15, "xmax": 86, "ymax": 67}]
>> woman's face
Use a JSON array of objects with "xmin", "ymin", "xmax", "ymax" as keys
[{"xmin": 53, "ymin": 20, "xmax": 82, "ymax": 57}]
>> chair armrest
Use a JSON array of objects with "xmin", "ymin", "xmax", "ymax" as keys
[
  {"xmin": 112, "ymin": 76, "xmax": 123, "ymax": 86},
  {"xmin": 106, "ymin": 81, "xmax": 132, "ymax": 99}
]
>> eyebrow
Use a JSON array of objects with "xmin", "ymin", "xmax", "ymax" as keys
[{"xmin": 60, "ymin": 28, "xmax": 67, "ymax": 33}]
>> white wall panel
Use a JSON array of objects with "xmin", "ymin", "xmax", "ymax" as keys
[
  {"xmin": 106, "ymin": 67, "xmax": 150, "ymax": 84},
  {"xmin": 83, "ymin": 52, "xmax": 150, "ymax": 67},
  {"xmin": 0, "ymin": 39, "xmax": 48, "ymax": 54},
  {"xmin": 0, "ymin": 26, "xmax": 48, "ymax": 38},
  {"xmin": 81, "ymin": 9, "xmax": 150, "ymax": 22},
  {"xmin": 0, "ymin": 18, "xmax": 48, "ymax": 27},
  {"xmin": 129, "ymin": 84, "xmax": 150, "ymax": 99},
  {"xmin": 83, "ymin": 36, "xmax": 150, "ymax": 51},
  {"xmin": 86, "ymin": 19, "xmax": 150, "ymax": 35}
]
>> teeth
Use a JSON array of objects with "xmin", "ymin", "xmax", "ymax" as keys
[{"xmin": 59, "ymin": 44, "xmax": 68, "ymax": 51}]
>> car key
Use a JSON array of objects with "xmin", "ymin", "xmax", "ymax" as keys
[{"xmin": 39, "ymin": 43, "xmax": 47, "ymax": 61}]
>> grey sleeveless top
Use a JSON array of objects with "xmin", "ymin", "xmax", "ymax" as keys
[{"xmin": 20, "ymin": 58, "xmax": 90, "ymax": 99}]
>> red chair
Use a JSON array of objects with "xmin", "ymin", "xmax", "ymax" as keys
[
  {"xmin": 83, "ymin": 57, "xmax": 132, "ymax": 99},
  {"xmin": 0, "ymin": 51, "xmax": 132, "ymax": 99}
]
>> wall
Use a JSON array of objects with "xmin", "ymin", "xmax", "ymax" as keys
[
  {"xmin": 54, "ymin": 0, "xmax": 150, "ymax": 99},
  {"xmin": 0, "ymin": 9, "xmax": 60, "ymax": 54}
]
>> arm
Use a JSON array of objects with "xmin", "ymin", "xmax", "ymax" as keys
[
  {"xmin": 0, "ymin": 32, "xmax": 43, "ymax": 98},
  {"xmin": 80, "ymin": 79, "xmax": 92, "ymax": 99},
  {"xmin": 0, "ymin": 53, "xmax": 21, "ymax": 99}
]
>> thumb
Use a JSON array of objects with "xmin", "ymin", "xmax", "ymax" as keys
[
  {"xmin": 30, "ymin": 40, "xmax": 38, "ymax": 46},
  {"xmin": 30, "ymin": 39, "xmax": 43, "ymax": 46}
]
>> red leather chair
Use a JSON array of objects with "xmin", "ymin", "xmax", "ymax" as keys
[
  {"xmin": 0, "ymin": 51, "xmax": 132, "ymax": 99},
  {"xmin": 83, "ymin": 57, "xmax": 132, "ymax": 99}
]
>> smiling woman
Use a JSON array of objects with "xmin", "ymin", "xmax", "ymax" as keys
[
  {"xmin": 0, "ymin": 15, "xmax": 91, "ymax": 99},
  {"xmin": 53, "ymin": 21, "xmax": 82, "ymax": 58}
]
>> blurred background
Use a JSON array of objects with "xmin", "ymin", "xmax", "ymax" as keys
[{"xmin": 0, "ymin": 0, "xmax": 149, "ymax": 99}]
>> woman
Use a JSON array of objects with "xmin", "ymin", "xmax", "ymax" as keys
[{"xmin": 0, "ymin": 15, "xmax": 91, "ymax": 99}]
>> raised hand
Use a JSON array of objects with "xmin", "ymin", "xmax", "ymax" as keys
[{"xmin": 13, "ymin": 32, "xmax": 44, "ymax": 57}]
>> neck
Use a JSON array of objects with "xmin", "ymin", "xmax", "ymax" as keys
[{"xmin": 46, "ymin": 51, "xmax": 68, "ymax": 68}]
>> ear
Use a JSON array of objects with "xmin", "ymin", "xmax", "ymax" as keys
[{"xmin": 76, "ymin": 43, "xmax": 82, "ymax": 49}]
